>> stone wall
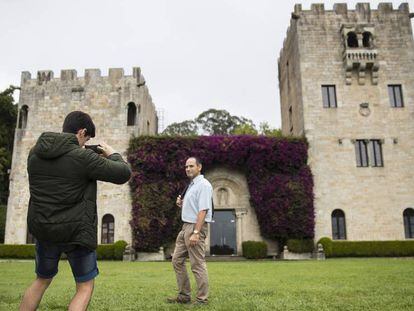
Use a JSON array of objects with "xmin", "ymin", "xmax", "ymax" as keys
[
  {"xmin": 5, "ymin": 67, "xmax": 158, "ymax": 245},
  {"xmin": 279, "ymin": 3, "xmax": 414, "ymax": 241}
]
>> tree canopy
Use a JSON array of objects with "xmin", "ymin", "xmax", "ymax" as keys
[{"xmin": 162, "ymin": 108, "xmax": 280, "ymax": 136}]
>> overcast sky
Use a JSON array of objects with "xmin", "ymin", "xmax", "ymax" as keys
[{"xmin": 0, "ymin": 0, "xmax": 412, "ymax": 131}]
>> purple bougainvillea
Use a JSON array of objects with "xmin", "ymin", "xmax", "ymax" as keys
[{"xmin": 128, "ymin": 135, "xmax": 314, "ymax": 252}]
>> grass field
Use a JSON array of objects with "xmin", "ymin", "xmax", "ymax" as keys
[{"xmin": 0, "ymin": 258, "xmax": 413, "ymax": 310}]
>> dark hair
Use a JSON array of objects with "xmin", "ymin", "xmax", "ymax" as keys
[
  {"xmin": 62, "ymin": 111, "xmax": 96, "ymax": 137},
  {"xmin": 188, "ymin": 156, "xmax": 202, "ymax": 166}
]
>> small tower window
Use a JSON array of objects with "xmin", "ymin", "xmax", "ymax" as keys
[
  {"xmin": 321, "ymin": 85, "xmax": 337, "ymax": 108},
  {"xmin": 332, "ymin": 209, "xmax": 347, "ymax": 240},
  {"xmin": 127, "ymin": 102, "xmax": 137, "ymax": 126},
  {"xmin": 388, "ymin": 85, "xmax": 404, "ymax": 108},
  {"xmin": 347, "ymin": 32, "xmax": 358, "ymax": 48},
  {"xmin": 403, "ymin": 208, "xmax": 414, "ymax": 239},
  {"xmin": 362, "ymin": 32, "xmax": 373, "ymax": 48},
  {"xmin": 101, "ymin": 214, "xmax": 115, "ymax": 244},
  {"xmin": 18, "ymin": 105, "xmax": 29, "ymax": 129}
]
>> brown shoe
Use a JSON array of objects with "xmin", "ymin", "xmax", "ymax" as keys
[{"xmin": 166, "ymin": 296, "xmax": 191, "ymax": 304}]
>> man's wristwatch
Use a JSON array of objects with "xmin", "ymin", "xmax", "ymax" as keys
[{"xmin": 193, "ymin": 230, "xmax": 200, "ymax": 235}]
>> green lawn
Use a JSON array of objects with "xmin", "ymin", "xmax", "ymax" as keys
[{"xmin": 0, "ymin": 258, "xmax": 413, "ymax": 310}]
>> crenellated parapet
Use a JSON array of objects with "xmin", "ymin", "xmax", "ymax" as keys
[
  {"xmin": 21, "ymin": 67, "xmax": 146, "ymax": 87},
  {"xmin": 291, "ymin": 2, "xmax": 409, "ymax": 18}
]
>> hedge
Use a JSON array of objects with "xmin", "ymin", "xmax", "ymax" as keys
[
  {"xmin": 317, "ymin": 237, "xmax": 333, "ymax": 257},
  {"xmin": 0, "ymin": 244, "xmax": 35, "ymax": 258},
  {"xmin": 317, "ymin": 237, "xmax": 414, "ymax": 257},
  {"xmin": 128, "ymin": 136, "xmax": 314, "ymax": 252},
  {"xmin": 287, "ymin": 239, "xmax": 314, "ymax": 253},
  {"xmin": 242, "ymin": 241, "xmax": 268, "ymax": 259},
  {"xmin": 0, "ymin": 240, "xmax": 128, "ymax": 260}
]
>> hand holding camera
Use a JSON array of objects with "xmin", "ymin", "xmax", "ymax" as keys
[{"xmin": 85, "ymin": 142, "xmax": 116, "ymax": 158}]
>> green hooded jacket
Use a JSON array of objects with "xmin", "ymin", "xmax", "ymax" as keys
[{"xmin": 27, "ymin": 132, "xmax": 131, "ymax": 250}]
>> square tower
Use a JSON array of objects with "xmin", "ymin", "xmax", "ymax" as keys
[
  {"xmin": 278, "ymin": 3, "xmax": 414, "ymax": 241},
  {"xmin": 5, "ymin": 67, "xmax": 158, "ymax": 246}
]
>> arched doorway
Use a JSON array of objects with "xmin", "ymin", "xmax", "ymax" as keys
[{"xmin": 205, "ymin": 167, "xmax": 277, "ymax": 256}]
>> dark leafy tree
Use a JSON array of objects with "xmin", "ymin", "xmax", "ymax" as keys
[{"xmin": 0, "ymin": 86, "xmax": 18, "ymax": 204}]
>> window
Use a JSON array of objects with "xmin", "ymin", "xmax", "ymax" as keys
[
  {"xmin": 355, "ymin": 139, "xmax": 383, "ymax": 167},
  {"xmin": 332, "ymin": 209, "xmax": 346, "ymax": 240},
  {"xmin": 355, "ymin": 140, "xmax": 369, "ymax": 167},
  {"xmin": 18, "ymin": 105, "xmax": 29, "ymax": 129},
  {"xmin": 26, "ymin": 230, "xmax": 36, "ymax": 244},
  {"xmin": 286, "ymin": 61, "xmax": 290, "ymax": 92},
  {"xmin": 347, "ymin": 32, "xmax": 358, "ymax": 48},
  {"xmin": 321, "ymin": 85, "xmax": 337, "ymax": 108},
  {"xmin": 101, "ymin": 214, "xmax": 115, "ymax": 244},
  {"xmin": 404, "ymin": 208, "xmax": 414, "ymax": 239},
  {"xmin": 370, "ymin": 140, "xmax": 383, "ymax": 167},
  {"xmin": 362, "ymin": 32, "xmax": 373, "ymax": 48},
  {"xmin": 289, "ymin": 106, "xmax": 293, "ymax": 134},
  {"xmin": 127, "ymin": 102, "xmax": 137, "ymax": 126},
  {"xmin": 388, "ymin": 85, "xmax": 404, "ymax": 108}
]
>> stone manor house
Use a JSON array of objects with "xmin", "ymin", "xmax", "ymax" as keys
[{"xmin": 4, "ymin": 3, "xmax": 414, "ymax": 256}]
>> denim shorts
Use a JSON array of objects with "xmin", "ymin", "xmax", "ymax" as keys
[{"xmin": 35, "ymin": 241, "xmax": 99, "ymax": 283}]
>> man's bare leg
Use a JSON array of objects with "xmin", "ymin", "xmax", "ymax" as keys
[
  {"xmin": 68, "ymin": 279, "xmax": 94, "ymax": 311},
  {"xmin": 19, "ymin": 277, "xmax": 53, "ymax": 311}
]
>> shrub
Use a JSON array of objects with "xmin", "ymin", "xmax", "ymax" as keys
[
  {"xmin": 97, "ymin": 245, "xmax": 114, "ymax": 260},
  {"xmin": 317, "ymin": 237, "xmax": 414, "ymax": 257},
  {"xmin": 114, "ymin": 240, "xmax": 128, "ymax": 260},
  {"xmin": 242, "ymin": 241, "xmax": 268, "ymax": 259},
  {"xmin": 317, "ymin": 237, "xmax": 333, "ymax": 257},
  {"xmin": 287, "ymin": 239, "xmax": 314, "ymax": 253},
  {"xmin": 97, "ymin": 240, "xmax": 128, "ymax": 260},
  {"xmin": 0, "ymin": 244, "xmax": 35, "ymax": 258}
]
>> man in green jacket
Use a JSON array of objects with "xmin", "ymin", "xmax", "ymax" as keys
[{"xmin": 20, "ymin": 111, "xmax": 131, "ymax": 311}]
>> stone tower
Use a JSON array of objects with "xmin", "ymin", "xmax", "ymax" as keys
[
  {"xmin": 5, "ymin": 67, "xmax": 158, "ymax": 245},
  {"xmin": 278, "ymin": 3, "xmax": 414, "ymax": 241}
]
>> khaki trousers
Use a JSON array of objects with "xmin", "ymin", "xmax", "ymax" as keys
[{"xmin": 172, "ymin": 223, "xmax": 209, "ymax": 302}]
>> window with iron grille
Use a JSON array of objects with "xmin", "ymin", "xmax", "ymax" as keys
[
  {"xmin": 355, "ymin": 139, "xmax": 384, "ymax": 167},
  {"xmin": 322, "ymin": 85, "xmax": 337, "ymax": 108},
  {"xmin": 101, "ymin": 214, "xmax": 115, "ymax": 244},
  {"xmin": 388, "ymin": 85, "xmax": 404, "ymax": 108}
]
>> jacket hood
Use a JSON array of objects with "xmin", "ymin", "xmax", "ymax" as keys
[{"xmin": 33, "ymin": 132, "xmax": 79, "ymax": 159}]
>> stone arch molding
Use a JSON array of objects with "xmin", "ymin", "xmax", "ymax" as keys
[{"xmin": 206, "ymin": 167, "xmax": 250, "ymax": 213}]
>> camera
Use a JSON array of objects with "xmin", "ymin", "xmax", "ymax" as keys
[{"xmin": 85, "ymin": 144, "xmax": 103, "ymax": 154}]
